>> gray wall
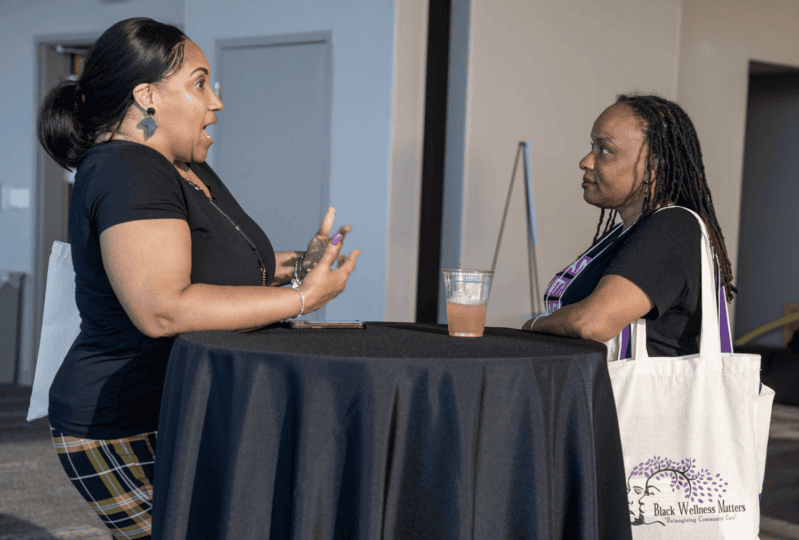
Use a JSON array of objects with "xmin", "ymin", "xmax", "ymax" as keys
[
  {"xmin": 0, "ymin": 0, "xmax": 185, "ymax": 385},
  {"xmin": 736, "ymin": 73, "xmax": 799, "ymax": 346},
  {"xmin": 186, "ymin": 0, "xmax": 397, "ymax": 323},
  {"xmin": 452, "ymin": 0, "xmax": 682, "ymax": 328}
]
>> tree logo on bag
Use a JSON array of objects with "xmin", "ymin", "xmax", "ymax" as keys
[{"xmin": 627, "ymin": 456, "xmax": 744, "ymax": 526}]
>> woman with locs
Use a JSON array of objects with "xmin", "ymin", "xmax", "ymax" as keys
[
  {"xmin": 524, "ymin": 94, "xmax": 735, "ymax": 358},
  {"xmin": 37, "ymin": 18, "xmax": 360, "ymax": 539}
]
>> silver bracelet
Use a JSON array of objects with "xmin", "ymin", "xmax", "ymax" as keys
[
  {"xmin": 293, "ymin": 287, "xmax": 305, "ymax": 318},
  {"xmin": 530, "ymin": 314, "xmax": 546, "ymax": 330}
]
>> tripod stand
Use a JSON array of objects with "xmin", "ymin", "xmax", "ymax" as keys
[{"xmin": 490, "ymin": 142, "xmax": 545, "ymax": 316}]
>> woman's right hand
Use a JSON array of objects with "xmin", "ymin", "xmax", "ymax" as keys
[
  {"xmin": 299, "ymin": 233, "xmax": 361, "ymax": 314},
  {"xmin": 302, "ymin": 207, "xmax": 351, "ymax": 275}
]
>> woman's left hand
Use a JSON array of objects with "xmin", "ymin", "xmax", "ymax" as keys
[{"xmin": 303, "ymin": 207, "xmax": 352, "ymax": 274}]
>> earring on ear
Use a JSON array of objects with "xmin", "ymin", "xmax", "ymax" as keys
[{"xmin": 139, "ymin": 107, "xmax": 158, "ymax": 138}]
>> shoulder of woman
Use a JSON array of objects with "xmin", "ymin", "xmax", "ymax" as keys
[
  {"xmin": 80, "ymin": 143, "xmax": 179, "ymax": 184},
  {"xmin": 638, "ymin": 206, "xmax": 702, "ymax": 237},
  {"xmin": 79, "ymin": 143, "xmax": 184, "ymax": 209},
  {"xmin": 81, "ymin": 141, "xmax": 172, "ymax": 168},
  {"xmin": 80, "ymin": 147, "xmax": 189, "ymax": 228}
]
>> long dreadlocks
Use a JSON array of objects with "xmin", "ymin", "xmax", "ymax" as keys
[{"xmin": 590, "ymin": 94, "xmax": 737, "ymax": 302}]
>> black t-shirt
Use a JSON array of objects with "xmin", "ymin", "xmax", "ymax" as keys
[
  {"xmin": 542, "ymin": 207, "xmax": 702, "ymax": 357},
  {"xmin": 49, "ymin": 141, "xmax": 276, "ymax": 439}
]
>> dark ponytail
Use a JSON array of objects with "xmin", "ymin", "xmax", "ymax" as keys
[
  {"xmin": 37, "ymin": 18, "xmax": 187, "ymax": 170},
  {"xmin": 38, "ymin": 80, "xmax": 86, "ymax": 171}
]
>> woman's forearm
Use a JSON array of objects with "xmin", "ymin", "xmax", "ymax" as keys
[
  {"xmin": 150, "ymin": 252, "xmax": 357, "ymax": 337},
  {"xmin": 526, "ymin": 276, "xmax": 655, "ymax": 343},
  {"xmin": 148, "ymin": 282, "xmax": 305, "ymax": 337},
  {"xmin": 100, "ymin": 219, "xmax": 358, "ymax": 339},
  {"xmin": 528, "ymin": 306, "xmax": 588, "ymax": 340}
]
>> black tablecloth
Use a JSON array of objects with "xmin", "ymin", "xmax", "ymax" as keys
[{"xmin": 151, "ymin": 322, "xmax": 631, "ymax": 540}]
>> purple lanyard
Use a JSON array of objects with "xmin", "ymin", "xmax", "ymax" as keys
[{"xmin": 542, "ymin": 224, "xmax": 625, "ymax": 314}]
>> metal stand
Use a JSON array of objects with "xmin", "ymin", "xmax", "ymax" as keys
[{"xmin": 491, "ymin": 142, "xmax": 544, "ymax": 315}]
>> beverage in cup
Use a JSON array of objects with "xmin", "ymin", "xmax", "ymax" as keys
[{"xmin": 442, "ymin": 269, "xmax": 493, "ymax": 337}]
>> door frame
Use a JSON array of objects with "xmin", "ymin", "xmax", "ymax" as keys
[
  {"xmin": 214, "ymin": 30, "xmax": 332, "ymax": 208},
  {"xmin": 29, "ymin": 32, "xmax": 98, "ymax": 383},
  {"xmin": 734, "ymin": 60, "xmax": 799, "ymax": 345}
]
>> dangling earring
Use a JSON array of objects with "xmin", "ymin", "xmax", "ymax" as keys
[{"xmin": 139, "ymin": 107, "xmax": 158, "ymax": 138}]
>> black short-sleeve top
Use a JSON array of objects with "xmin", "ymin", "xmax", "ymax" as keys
[
  {"xmin": 542, "ymin": 207, "xmax": 703, "ymax": 357},
  {"xmin": 49, "ymin": 141, "xmax": 276, "ymax": 439}
]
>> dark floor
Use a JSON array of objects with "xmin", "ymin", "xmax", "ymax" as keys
[
  {"xmin": 0, "ymin": 386, "xmax": 110, "ymax": 539},
  {"xmin": 0, "ymin": 386, "xmax": 797, "ymax": 540}
]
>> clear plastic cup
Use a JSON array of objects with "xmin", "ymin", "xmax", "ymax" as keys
[{"xmin": 442, "ymin": 269, "xmax": 493, "ymax": 337}]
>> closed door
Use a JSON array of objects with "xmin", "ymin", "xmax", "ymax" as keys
[{"xmin": 215, "ymin": 35, "xmax": 332, "ymax": 320}]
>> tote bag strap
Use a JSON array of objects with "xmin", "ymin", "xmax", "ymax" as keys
[
  {"xmin": 629, "ymin": 206, "xmax": 722, "ymax": 364},
  {"xmin": 616, "ymin": 265, "xmax": 732, "ymax": 360},
  {"xmin": 717, "ymin": 280, "xmax": 733, "ymax": 353}
]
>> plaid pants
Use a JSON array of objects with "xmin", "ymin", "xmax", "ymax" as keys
[{"xmin": 51, "ymin": 427, "xmax": 157, "ymax": 540}]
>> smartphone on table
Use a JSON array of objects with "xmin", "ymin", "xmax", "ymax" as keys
[{"xmin": 289, "ymin": 321, "xmax": 366, "ymax": 329}]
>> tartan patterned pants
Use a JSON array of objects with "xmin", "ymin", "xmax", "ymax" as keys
[{"xmin": 51, "ymin": 427, "xmax": 157, "ymax": 540}]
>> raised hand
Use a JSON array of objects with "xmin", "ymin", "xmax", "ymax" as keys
[
  {"xmin": 303, "ymin": 207, "xmax": 352, "ymax": 274},
  {"xmin": 300, "ymin": 229, "xmax": 361, "ymax": 313}
]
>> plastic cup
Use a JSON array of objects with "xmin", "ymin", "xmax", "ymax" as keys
[{"xmin": 442, "ymin": 269, "xmax": 493, "ymax": 337}]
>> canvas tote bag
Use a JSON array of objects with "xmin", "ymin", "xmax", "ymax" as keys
[
  {"xmin": 27, "ymin": 241, "xmax": 81, "ymax": 421},
  {"xmin": 607, "ymin": 207, "xmax": 774, "ymax": 539}
]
